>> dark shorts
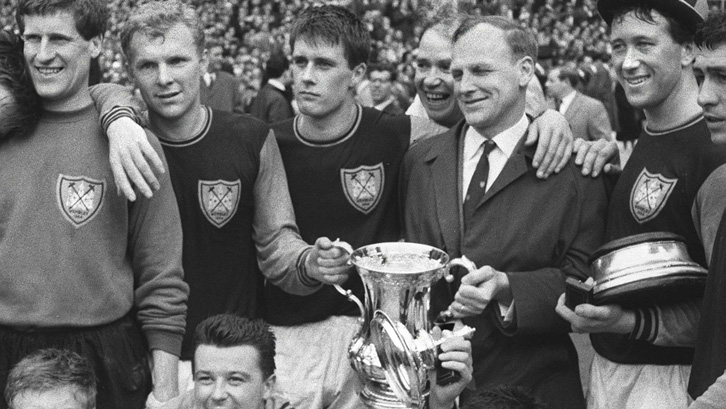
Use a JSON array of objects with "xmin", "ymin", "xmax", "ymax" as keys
[{"xmin": 0, "ymin": 315, "xmax": 151, "ymax": 409}]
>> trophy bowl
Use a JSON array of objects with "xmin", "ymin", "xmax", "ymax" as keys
[
  {"xmin": 589, "ymin": 232, "xmax": 708, "ymax": 307},
  {"xmin": 336, "ymin": 242, "xmax": 476, "ymax": 409}
]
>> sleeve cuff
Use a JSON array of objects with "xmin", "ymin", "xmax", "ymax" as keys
[
  {"xmin": 297, "ymin": 247, "xmax": 321, "ymax": 287},
  {"xmin": 146, "ymin": 330, "xmax": 183, "ymax": 357},
  {"xmin": 629, "ymin": 306, "xmax": 658, "ymax": 342},
  {"xmin": 101, "ymin": 106, "xmax": 139, "ymax": 134}
]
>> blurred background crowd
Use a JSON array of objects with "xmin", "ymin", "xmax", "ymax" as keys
[
  {"xmin": 0, "ymin": 0, "xmax": 614, "ymax": 103},
  {"xmin": 0, "ymin": 0, "xmax": 724, "ymax": 141}
]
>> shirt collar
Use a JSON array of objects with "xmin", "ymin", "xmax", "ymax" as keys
[
  {"xmin": 374, "ymin": 97, "xmax": 395, "ymax": 111},
  {"xmin": 464, "ymin": 113, "xmax": 529, "ymax": 160},
  {"xmin": 268, "ymin": 78, "xmax": 286, "ymax": 92},
  {"xmin": 561, "ymin": 89, "xmax": 576, "ymax": 106}
]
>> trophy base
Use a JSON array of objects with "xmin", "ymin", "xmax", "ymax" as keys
[{"xmin": 360, "ymin": 384, "xmax": 426, "ymax": 409}]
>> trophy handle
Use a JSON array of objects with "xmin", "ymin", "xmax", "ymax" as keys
[
  {"xmin": 334, "ymin": 284, "xmax": 365, "ymax": 320},
  {"xmin": 444, "ymin": 255, "xmax": 477, "ymax": 283}
]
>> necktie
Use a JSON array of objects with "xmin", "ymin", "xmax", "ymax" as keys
[{"xmin": 464, "ymin": 139, "xmax": 497, "ymax": 223}]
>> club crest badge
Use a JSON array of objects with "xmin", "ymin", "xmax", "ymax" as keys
[
  {"xmin": 199, "ymin": 179, "xmax": 241, "ymax": 228},
  {"xmin": 341, "ymin": 163, "xmax": 384, "ymax": 215},
  {"xmin": 630, "ymin": 168, "xmax": 678, "ymax": 224},
  {"xmin": 57, "ymin": 175, "xmax": 105, "ymax": 228}
]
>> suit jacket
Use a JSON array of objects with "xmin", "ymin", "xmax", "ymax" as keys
[
  {"xmin": 400, "ymin": 120, "xmax": 608, "ymax": 408},
  {"xmin": 200, "ymin": 71, "xmax": 241, "ymax": 113},
  {"xmin": 249, "ymin": 82, "xmax": 294, "ymax": 123},
  {"xmin": 565, "ymin": 91, "xmax": 613, "ymax": 141}
]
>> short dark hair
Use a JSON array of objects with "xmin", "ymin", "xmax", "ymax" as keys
[
  {"xmin": 194, "ymin": 315, "xmax": 276, "ymax": 379},
  {"xmin": 16, "ymin": 0, "xmax": 108, "ymax": 41},
  {"xmin": 120, "ymin": 0, "xmax": 205, "ymax": 62},
  {"xmin": 289, "ymin": 5, "xmax": 370, "ymax": 69},
  {"xmin": 557, "ymin": 68, "xmax": 580, "ymax": 88},
  {"xmin": 5, "ymin": 349, "xmax": 96, "ymax": 409},
  {"xmin": 453, "ymin": 16, "xmax": 538, "ymax": 63},
  {"xmin": 368, "ymin": 61, "xmax": 397, "ymax": 82},
  {"xmin": 0, "ymin": 30, "xmax": 41, "ymax": 139},
  {"xmin": 265, "ymin": 53, "xmax": 289, "ymax": 79},
  {"xmin": 462, "ymin": 386, "xmax": 546, "ymax": 409},
  {"xmin": 695, "ymin": 10, "xmax": 726, "ymax": 50},
  {"xmin": 610, "ymin": 5, "xmax": 694, "ymax": 45}
]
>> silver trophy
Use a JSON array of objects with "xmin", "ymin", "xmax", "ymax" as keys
[{"xmin": 334, "ymin": 242, "xmax": 476, "ymax": 408}]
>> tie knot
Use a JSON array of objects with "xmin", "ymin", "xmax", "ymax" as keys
[{"xmin": 482, "ymin": 139, "xmax": 497, "ymax": 156}]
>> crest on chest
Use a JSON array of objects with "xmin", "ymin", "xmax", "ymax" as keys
[
  {"xmin": 340, "ymin": 163, "xmax": 384, "ymax": 215},
  {"xmin": 57, "ymin": 175, "xmax": 105, "ymax": 228},
  {"xmin": 198, "ymin": 179, "xmax": 241, "ymax": 228},
  {"xmin": 629, "ymin": 168, "xmax": 678, "ymax": 224}
]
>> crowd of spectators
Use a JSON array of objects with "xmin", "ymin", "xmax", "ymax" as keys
[{"xmin": 0, "ymin": 0, "xmax": 614, "ymax": 102}]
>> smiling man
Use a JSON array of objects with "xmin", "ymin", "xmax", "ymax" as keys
[
  {"xmin": 555, "ymin": 1, "xmax": 726, "ymax": 408},
  {"xmin": 401, "ymin": 15, "xmax": 608, "ymax": 408},
  {"xmin": 0, "ymin": 1, "xmax": 189, "ymax": 408},
  {"xmin": 160, "ymin": 315, "xmax": 276, "ymax": 409}
]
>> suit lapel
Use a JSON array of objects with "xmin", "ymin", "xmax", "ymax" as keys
[
  {"xmin": 426, "ymin": 122, "xmax": 466, "ymax": 254},
  {"xmin": 474, "ymin": 131, "xmax": 530, "ymax": 209},
  {"xmin": 565, "ymin": 92, "xmax": 581, "ymax": 122}
]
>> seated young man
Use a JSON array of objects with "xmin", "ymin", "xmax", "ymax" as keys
[{"xmin": 162, "ymin": 314, "xmax": 473, "ymax": 409}]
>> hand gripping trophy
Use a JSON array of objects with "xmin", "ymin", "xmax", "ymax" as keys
[{"xmin": 333, "ymin": 241, "xmax": 476, "ymax": 408}]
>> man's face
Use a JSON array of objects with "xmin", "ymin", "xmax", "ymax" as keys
[
  {"xmin": 127, "ymin": 23, "xmax": 207, "ymax": 122},
  {"xmin": 545, "ymin": 69, "xmax": 567, "ymax": 100},
  {"xmin": 695, "ymin": 43, "xmax": 726, "ymax": 144},
  {"xmin": 610, "ymin": 10, "xmax": 689, "ymax": 111},
  {"xmin": 291, "ymin": 38, "xmax": 363, "ymax": 119},
  {"xmin": 369, "ymin": 70, "xmax": 393, "ymax": 105},
  {"xmin": 209, "ymin": 46, "xmax": 224, "ymax": 72},
  {"xmin": 452, "ymin": 23, "xmax": 530, "ymax": 137},
  {"xmin": 11, "ymin": 385, "xmax": 87, "ymax": 409},
  {"xmin": 415, "ymin": 28, "xmax": 461, "ymax": 127},
  {"xmin": 22, "ymin": 11, "xmax": 101, "ymax": 112},
  {"xmin": 194, "ymin": 344, "xmax": 274, "ymax": 409}
]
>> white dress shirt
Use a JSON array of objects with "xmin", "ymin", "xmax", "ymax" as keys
[
  {"xmin": 461, "ymin": 113, "xmax": 529, "ymax": 322},
  {"xmin": 462, "ymin": 114, "xmax": 530, "ymax": 201}
]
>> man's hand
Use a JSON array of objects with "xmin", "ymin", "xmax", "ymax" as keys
[
  {"xmin": 149, "ymin": 350, "xmax": 179, "ymax": 406},
  {"xmin": 428, "ymin": 327, "xmax": 473, "ymax": 409},
  {"xmin": 304, "ymin": 237, "xmax": 352, "ymax": 285},
  {"xmin": 525, "ymin": 109, "xmax": 573, "ymax": 179},
  {"xmin": 107, "ymin": 117, "xmax": 165, "ymax": 202},
  {"xmin": 572, "ymin": 138, "xmax": 620, "ymax": 177},
  {"xmin": 449, "ymin": 266, "xmax": 511, "ymax": 318},
  {"xmin": 555, "ymin": 293, "xmax": 635, "ymax": 334}
]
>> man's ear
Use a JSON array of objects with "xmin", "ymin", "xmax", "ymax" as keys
[
  {"xmin": 518, "ymin": 56, "xmax": 535, "ymax": 88},
  {"xmin": 89, "ymin": 35, "xmax": 103, "ymax": 59},
  {"xmin": 350, "ymin": 62, "xmax": 367, "ymax": 88},
  {"xmin": 200, "ymin": 49, "xmax": 210, "ymax": 76},
  {"xmin": 263, "ymin": 373, "xmax": 276, "ymax": 401},
  {"xmin": 681, "ymin": 42, "xmax": 697, "ymax": 67}
]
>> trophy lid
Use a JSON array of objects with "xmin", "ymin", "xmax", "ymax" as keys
[{"xmin": 370, "ymin": 310, "xmax": 427, "ymax": 407}]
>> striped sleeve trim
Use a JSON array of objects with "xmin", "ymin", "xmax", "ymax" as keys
[
  {"xmin": 296, "ymin": 247, "xmax": 320, "ymax": 287},
  {"xmin": 101, "ymin": 106, "xmax": 138, "ymax": 134},
  {"xmin": 629, "ymin": 306, "xmax": 659, "ymax": 343}
]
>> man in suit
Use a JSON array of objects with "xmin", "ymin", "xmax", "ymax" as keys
[
  {"xmin": 368, "ymin": 61, "xmax": 405, "ymax": 116},
  {"xmin": 200, "ymin": 42, "xmax": 241, "ymax": 113},
  {"xmin": 250, "ymin": 53, "xmax": 294, "ymax": 123},
  {"xmin": 546, "ymin": 67, "xmax": 613, "ymax": 141},
  {"xmin": 401, "ymin": 15, "xmax": 608, "ymax": 408}
]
